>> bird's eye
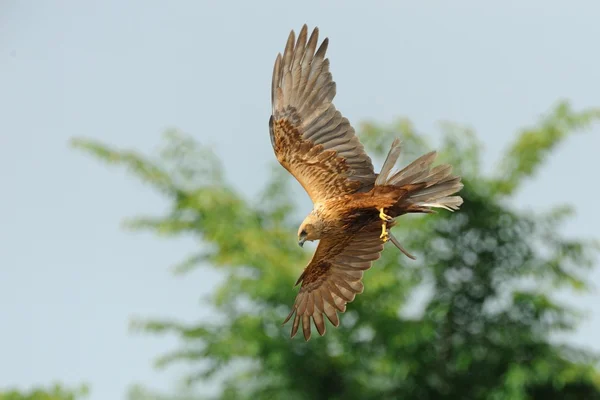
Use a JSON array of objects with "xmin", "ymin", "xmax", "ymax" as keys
[{"xmin": 300, "ymin": 230, "xmax": 307, "ymax": 237}]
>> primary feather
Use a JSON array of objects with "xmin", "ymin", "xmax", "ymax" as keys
[{"xmin": 270, "ymin": 25, "xmax": 376, "ymax": 205}]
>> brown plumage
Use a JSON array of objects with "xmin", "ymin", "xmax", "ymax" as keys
[{"xmin": 270, "ymin": 25, "xmax": 464, "ymax": 341}]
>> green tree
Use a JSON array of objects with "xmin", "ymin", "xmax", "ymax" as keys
[
  {"xmin": 0, "ymin": 385, "xmax": 88, "ymax": 400},
  {"xmin": 73, "ymin": 101, "xmax": 600, "ymax": 399},
  {"xmin": 127, "ymin": 385, "xmax": 197, "ymax": 400}
]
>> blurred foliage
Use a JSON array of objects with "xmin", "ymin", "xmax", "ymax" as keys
[
  {"xmin": 127, "ymin": 385, "xmax": 197, "ymax": 400},
  {"xmin": 73, "ymin": 100, "xmax": 600, "ymax": 399},
  {"xmin": 0, "ymin": 385, "xmax": 88, "ymax": 400}
]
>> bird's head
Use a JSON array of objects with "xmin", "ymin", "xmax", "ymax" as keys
[{"xmin": 297, "ymin": 213, "xmax": 323, "ymax": 247}]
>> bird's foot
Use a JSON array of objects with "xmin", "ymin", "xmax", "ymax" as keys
[
  {"xmin": 380, "ymin": 222, "xmax": 389, "ymax": 242},
  {"xmin": 379, "ymin": 208, "xmax": 393, "ymax": 222}
]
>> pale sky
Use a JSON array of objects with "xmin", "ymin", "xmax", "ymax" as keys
[{"xmin": 1, "ymin": 1, "xmax": 599, "ymax": 399}]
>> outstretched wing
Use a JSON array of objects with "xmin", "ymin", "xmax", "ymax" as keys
[
  {"xmin": 283, "ymin": 223, "xmax": 385, "ymax": 340},
  {"xmin": 270, "ymin": 25, "xmax": 376, "ymax": 205}
]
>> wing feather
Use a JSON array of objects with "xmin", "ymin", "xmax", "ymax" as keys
[
  {"xmin": 270, "ymin": 25, "xmax": 376, "ymax": 204},
  {"xmin": 284, "ymin": 223, "xmax": 385, "ymax": 340},
  {"xmin": 313, "ymin": 311, "xmax": 326, "ymax": 336},
  {"xmin": 323, "ymin": 301, "xmax": 340, "ymax": 326}
]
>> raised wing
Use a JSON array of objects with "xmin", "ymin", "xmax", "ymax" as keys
[
  {"xmin": 283, "ymin": 223, "xmax": 385, "ymax": 340},
  {"xmin": 270, "ymin": 25, "xmax": 376, "ymax": 205}
]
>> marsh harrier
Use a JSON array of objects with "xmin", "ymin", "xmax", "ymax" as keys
[{"xmin": 270, "ymin": 25, "xmax": 463, "ymax": 340}]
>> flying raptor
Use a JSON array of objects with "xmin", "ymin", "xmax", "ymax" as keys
[{"xmin": 270, "ymin": 25, "xmax": 463, "ymax": 340}]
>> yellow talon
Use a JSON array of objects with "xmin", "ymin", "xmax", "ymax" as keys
[
  {"xmin": 380, "ymin": 222, "xmax": 389, "ymax": 242},
  {"xmin": 379, "ymin": 208, "xmax": 393, "ymax": 222}
]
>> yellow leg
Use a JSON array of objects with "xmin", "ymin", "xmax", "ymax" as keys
[
  {"xmin": 379, "ymin": 208, "xmax": 393, "ymax": 222},
  {"xmin": 380, "ymin": 222, "xmax": 389, "ymax": 242}
]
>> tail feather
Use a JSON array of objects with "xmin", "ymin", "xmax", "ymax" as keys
[
  {"xmin": 374, "ymin": 138, "xmax": 402, "ymax": 186},
  {"xmin": 407, "ymin": 177, "xmax": 463, "ymax": 204},
  {"xmin": 376, "ymin": 139, "xmax": 464, "ymax": 213},
  {"xmin": 416, "ymin": 195, "xmax": 463, "ymax": 212},
  {"xmin": 422, "ymin": 164, "xmax": 453, "ymax": 186},
  {"xmin": 388, "ymin": 151, "xmax": 437, "ymax": 186}
]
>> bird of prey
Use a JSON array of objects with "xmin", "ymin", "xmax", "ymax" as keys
[{"xmin": 269, "ymin": 25, "xmax": 463, "ymax": 341}]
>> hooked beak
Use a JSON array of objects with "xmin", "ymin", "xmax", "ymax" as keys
[{"xmin": 298, "ymin": 236, "xmax": 306, "ymax": 247}]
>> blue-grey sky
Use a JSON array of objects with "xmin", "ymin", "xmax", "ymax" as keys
[{"xmin": 1, "ymin": 1, "xmax": 599, "ymax": 399}]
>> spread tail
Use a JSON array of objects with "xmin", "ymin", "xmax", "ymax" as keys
[
  {"xmin": 375, "ymin": 139, "xmax": 464, "ymax": 259},
  {"xmin": 377, "ymin": 138, "xmax": 464, "ymax": 213}
]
